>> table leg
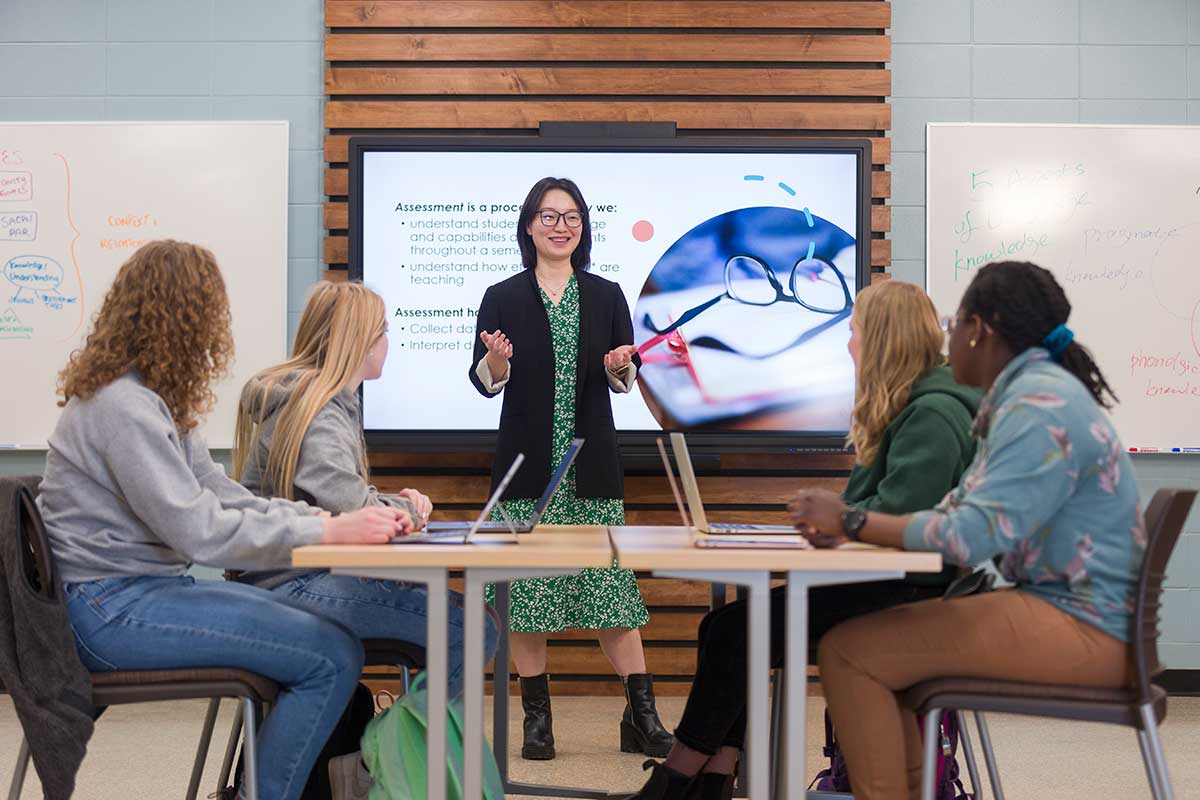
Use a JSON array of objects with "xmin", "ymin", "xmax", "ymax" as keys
[
  {"xmin": 654, "ymin": 569, "xmax": 771, "ymax": 799},
  {"xmin": 334, "ymin": 567, "xmax": 450, "ymax": 800},
  {"xmin": 423, "ymin": 569, "xmax": 450, "ymax": 800},
  {"xmin": 470, "ymin": 569, "xmax": 613, "ymax": 800},
  {"xmin": 656, "ymin": 569, "xmax": 903, "ymax": 800},
  {"xmin": 784, "ymin": 570, "xmax": 903, "ymax": 800}
]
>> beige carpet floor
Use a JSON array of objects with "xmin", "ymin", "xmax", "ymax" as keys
[{"xmin": 2, "ymin": 694, "xmax": 1197, "ymax": 798}]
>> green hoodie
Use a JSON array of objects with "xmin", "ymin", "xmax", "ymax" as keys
[{"xmin": 842, "ymin": 365, "xmax": 982, "ymax": 585}]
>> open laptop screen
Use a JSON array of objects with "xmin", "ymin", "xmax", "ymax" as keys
[{"xmin": 530, "ymin": 438, "xmax": 586, "ymax": 521}]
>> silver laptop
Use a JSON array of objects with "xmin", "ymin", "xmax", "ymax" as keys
[
  {"xmin": 668, "ymin": 432, "xmax": 799, "ymax": 535},
  {"xmin": 390, "ymin": 453, "xmax": 525, "ymax": 545},
  {"xmin": 423, "ymin": 437, "xmax": 585, "ymax": 535},
  {"xmin": 658, "ymin": 436, "xmax": 811, "ymax": 549}
]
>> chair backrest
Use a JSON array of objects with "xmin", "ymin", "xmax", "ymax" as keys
[
  {"xmin": 1132, "ymin": 488, "xmax": 1197, "ymax": 701},
  {"xmin": 14, "ymin": 484, "xmax": 57, "ymax": 601}
]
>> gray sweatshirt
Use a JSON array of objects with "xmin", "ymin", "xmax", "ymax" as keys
[
  {"xmin": 37, "ymin": 373, "xmax": 324, "ymax": 583},
  {"xmin": 239, "ymin": 374, "xmax": 416, "ymax": 516},
  {"xmin": 236, "ymin": 373, "xmax": 415, "ymax": 588}
]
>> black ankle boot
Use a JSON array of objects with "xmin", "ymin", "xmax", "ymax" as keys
[
  {"xmin": 519, "ymin": 673, "xmax": 555, "ymax": 760},
  {"xmin": 684, "ymin": 773, "xmax": 734, "ymax": 800},
  {"xmin": 620, "ymin": 673, "xmax": 675, "ymax": 758},
  {"xmin": 625, "ymin": 759, "xmax": 696, "ymax": 800}
]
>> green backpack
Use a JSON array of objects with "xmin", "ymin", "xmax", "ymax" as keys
[{"xmin": 361, "ymin": 673, "xmax": 505, "ymax": 800}]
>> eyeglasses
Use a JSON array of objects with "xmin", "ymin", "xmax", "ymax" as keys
[
  {"xmin": 537, "ymin": 209, "xmax": 583, "ymax": 228},
  {"xmin": 640, "ymin": 253, "xmax": 853, "ymax": 359}
]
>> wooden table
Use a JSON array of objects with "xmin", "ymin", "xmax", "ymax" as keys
[
  {"xmin": 608, "ymin": 526, "xmax": 943, "ymax": 800},
  {"xmin": 293, "ymin": 526, "xmax": 615, "ymax": 800}
]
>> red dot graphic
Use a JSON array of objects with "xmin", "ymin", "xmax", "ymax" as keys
[{"xmin": 632, "ymin": 220, "xmax": 654, "ymax": 242}]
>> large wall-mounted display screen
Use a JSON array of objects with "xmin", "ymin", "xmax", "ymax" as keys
[{"xmin": 350, "ymin": 137, "xmax": 871, "ymax": 451}]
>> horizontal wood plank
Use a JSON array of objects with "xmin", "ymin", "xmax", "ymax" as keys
[
  {"xmin": 326, "ymin": 1, "xmax": 891, "ymax": 29},
  {"xmin": 327, "ymin": 65, "xmax": 890, "ymax": 96},
  {"xmin": 372, "ymin": 474, "xmax": 845, "ymax": 504},
  {"xmin": 323, "ymin": 134, "xmax": 889, "ymax": 166},
  {"xmin": 321, "ymin": 230, "xmax": 890, "ymax": 265},
  {"xmin": 872, "ymin": 203, "xmax": 890, "ymax": 233},
  {"xmin": 325, "ymin": 99, "xmax": 890, "ymax": 132},
  {"xmin": 326, "ymin": 32, "xmax": 890, "ymax": 63},
  {"xmin": 554, "ymin": 611, "xmax": 706, "ymax": 641}
]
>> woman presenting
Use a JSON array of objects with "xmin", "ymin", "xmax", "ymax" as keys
[{"xmin": 469, "ymin": 177, "xmax": 672, "ymax": 761}]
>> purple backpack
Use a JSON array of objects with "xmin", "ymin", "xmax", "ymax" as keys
[{"xmin": 811, "ymin": 709, "xmax": 972, "ymax": 799}]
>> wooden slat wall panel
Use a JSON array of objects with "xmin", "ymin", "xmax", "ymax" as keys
[
  {"xmin": 326, "ymin": 0, "xmax": 890, "ymax": 695},
  {"xmin": 327, "ymin": 67, "xmax": 891, "ymax": 97},
  {"xmin": 326, "ymin": 33, "xmax": 889, "ymax": 62},
  {"xmin": 326, "ymin": 1, "xmax": 891, "ymax": 28},
  {"xmin": 321, "ymin": 135, "xmax": 892, "ymax": 165}
]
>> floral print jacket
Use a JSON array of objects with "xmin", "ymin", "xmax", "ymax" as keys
[{"xmin": 904, "ymin": 348, "xmax": 1144, "ymax": 642}]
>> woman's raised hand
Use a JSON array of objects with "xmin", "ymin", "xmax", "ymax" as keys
[
  {"xmin": 604, "ymin": 344, "xmax": 637, "ymax": 373},
  {"xmin": 321, "ymin": 505, "xmax": 413, "ymax": 544},
  {"xmin": 480, "ymin": 329, "xmax": 513, "ymax": 380}
]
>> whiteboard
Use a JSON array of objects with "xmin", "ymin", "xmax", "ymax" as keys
[
  {"xmin": 927, "ymin": 123, "xmax": 1200, "ymax": 454},
  {"xmin": 0, "ymin": 122, "xmax": 288, "ymax": 449}
]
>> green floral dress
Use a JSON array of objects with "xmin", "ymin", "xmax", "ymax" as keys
[{"xmin": 485, "ymin": 275, "xmax": 649, "ymax": 633}]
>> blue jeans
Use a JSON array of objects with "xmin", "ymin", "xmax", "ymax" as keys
[
  {"xmin": 269, "ymin": 570, "xmax": 500, "ymax": 699},
  {"xmin": 65, "ymin": 575, "xmax": 364, "ymax": 800}
]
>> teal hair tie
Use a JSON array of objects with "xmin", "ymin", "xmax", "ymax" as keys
[{"xmin": 1042, "ymin": 323, "xmax": 1074, "ymax": 360}]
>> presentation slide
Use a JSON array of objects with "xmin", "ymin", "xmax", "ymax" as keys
[{"xmin": 360, "ymin": 149, "xmax": 861, "ymax": 434}]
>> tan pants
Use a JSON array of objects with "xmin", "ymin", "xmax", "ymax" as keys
[{"xmin": 817, "ymin": 588, "xmax": 1133, "ymax": 800}]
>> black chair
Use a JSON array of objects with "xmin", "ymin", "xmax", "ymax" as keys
[
  {"xmin": 905, "ymin": 488, "xmax": 1196, "ymax": 800},
  {"xmin": 4, "ymin": 484, "xmax": 278, "ymax": 800}
]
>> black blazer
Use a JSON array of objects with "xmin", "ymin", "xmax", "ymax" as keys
[{"xmin": 469, "ymin": 269, "xmax": 641, "ymax": 501}]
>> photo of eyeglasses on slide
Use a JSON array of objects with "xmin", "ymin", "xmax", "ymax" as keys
[{"xmin": 633, "ymin": 204, "xmax": 858, "ymax": 430}]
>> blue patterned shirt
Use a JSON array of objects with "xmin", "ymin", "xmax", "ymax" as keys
[{"xmin": 904, "ymin": 348, "xmax": 1144, "ymax": 642}]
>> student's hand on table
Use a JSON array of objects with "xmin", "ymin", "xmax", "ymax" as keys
[
  {"xmin": 480, "ymin": 329, "xmax": 513, "ymax": 380},
  {"xmin": 604, "ymin": 344, "xmax": 637, "ymax": 373},
  {"xmin": 321, "ymin": 506, "xmax": 413, "ymax": 544},
  {"xmin": 788, "ymin": 489, "xmax": 849, "ymax": 549},
  {"xmin": 398, "ymin": 488, "xmax": 433, "ymax": 528}
]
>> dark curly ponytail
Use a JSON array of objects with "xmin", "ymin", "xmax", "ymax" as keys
[{"xmin": 960, "ymin": 261, "xmax": 1118, "ymax": 408}]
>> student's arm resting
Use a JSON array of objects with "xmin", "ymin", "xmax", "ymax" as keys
[
  {"xmin": 291, "ymin": 407, "xmax": 416, "ymax": 518},
  {"xmin": 191, "ymin": 433, "xmax": 318, "ymax": 516},
  {"xmin": 903, "ymin": 401, "xmax": 1074, "ymax": 566},
  {"xmin": 100, "ymin": 408, "xmax": 324, "ymax": 570}
]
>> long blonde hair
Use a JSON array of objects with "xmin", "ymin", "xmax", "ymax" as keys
[
  {"xmin": 233, "ymin": 281, "xmax": 386, "ymax": 498},
  {"xmin": 59, "ymin": 240, "xmax": 233, "ymax": 433},
  {"xmin": 848, "ymin": 281, "xmax": 944, "ymax": 466}
]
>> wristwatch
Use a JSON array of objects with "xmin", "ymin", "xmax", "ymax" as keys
[{"xmin": 840, "ymin": 508, "xmax": 868, "ymax": 541}]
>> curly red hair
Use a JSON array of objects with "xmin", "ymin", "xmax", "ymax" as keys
[{"xmin": 58, "ymin": 239, "xmax": 234, "ymax": 432}]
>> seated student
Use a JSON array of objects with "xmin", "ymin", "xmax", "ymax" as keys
[
  {"xmin": 234, "ymin": 280, "xmax": 501, "ymax": 793},
  {"xmin": 629, "ymin": 280, "xmax": 982, "ymax": 800},
  {"xmin": 37, "ymin": 240, "xmax": 410, "ymax": 800},
  {"xmin": 234, "ymin": 279, "xmax": 499, "ymax": 696},
  {"xmin": 792, "ymin": 260, "xmax": 1141, "ymax": 800}
]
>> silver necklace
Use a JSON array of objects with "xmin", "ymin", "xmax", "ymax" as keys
[{"xmin": 537, "ymin": 272, "xmax": 570, "ymax": 297}]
